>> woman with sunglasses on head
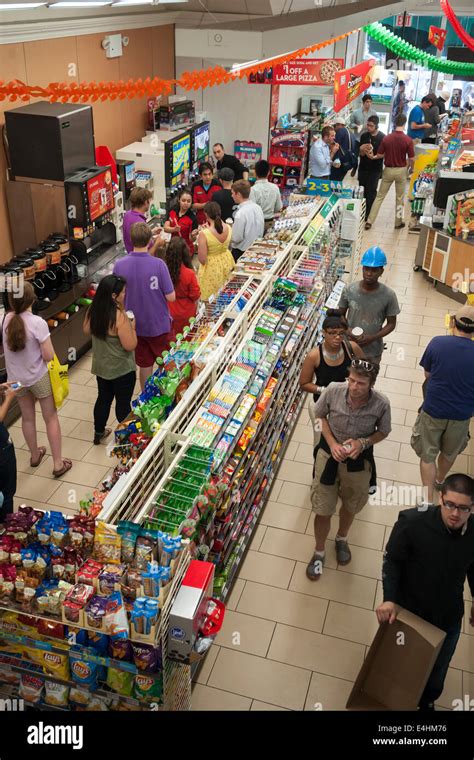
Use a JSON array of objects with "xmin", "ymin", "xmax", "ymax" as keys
[{"xmin": 84, "ymin": 275, "xmax": 137, "ymax": 445}]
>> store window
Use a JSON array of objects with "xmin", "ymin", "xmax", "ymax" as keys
[{"xmin": 365, "ymin": 15, "xmax": 444, "ymax": 64}]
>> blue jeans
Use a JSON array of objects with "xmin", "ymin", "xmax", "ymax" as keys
[{"xmin": 419, "ymin": 624, "xmax": 461, "ymax": 707}]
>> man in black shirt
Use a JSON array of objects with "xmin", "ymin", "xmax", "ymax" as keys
[
  {"xmin": 212, "ymin": 167, "xmax": 236, "ymax": 221},
  {"xmin": 358, "ymin": 115, "xmax": 385, "ymax": 220},
  {"xmin": 213, "ymin": 143, "xmax": 248, "ymax": 181},
  {"xmin": 377, "ymin": 473, "xmax": 474, "ymax": 711}
]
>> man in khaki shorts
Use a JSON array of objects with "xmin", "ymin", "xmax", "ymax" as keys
[
  {"xmin": 307, "ymin": 360, "xmax": 391, "ymax": 580},
  {"xmin": 411, "ymin": 305, "xmax": 474, "ymax": 509}
]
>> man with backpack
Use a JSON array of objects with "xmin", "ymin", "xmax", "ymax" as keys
[{"xmin": 330, "ymin": 117, "xmax": 358, "ymax": 182}]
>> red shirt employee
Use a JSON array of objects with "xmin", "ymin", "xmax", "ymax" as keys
[
  {"xmin": 192, "ymin": 161, "xmax": 222, "ymax": 225},
  {"xmin": 164, "ymin": 188, "xmax": 199, "ymax": 252},
  {"xmin": 165, "ymin": 237, "xmax": 201, "ymax": 337}
]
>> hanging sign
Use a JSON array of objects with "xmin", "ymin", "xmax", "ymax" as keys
[
  {"xmin": 428, "ymin": 26, "xmax": 447, "ymax": 51},
  {"xmin": 333, "ymin": 58, "xmax": 376, "ymax": 113},
  {"xmin": 248, "ymin": 58, "xmax": 344, "ymax": 86}
]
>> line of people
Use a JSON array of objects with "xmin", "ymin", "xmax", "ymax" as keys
[{"xmin": 299, "ymin": 244, "xmax": 474, "ymax": 711}]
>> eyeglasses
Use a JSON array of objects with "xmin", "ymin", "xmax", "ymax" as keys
[
  {"xmin": 324, "ymin": 330, "xmax": 345, "ymax": 337},
  {"xmin": 351, "ymin": 359, "xmax": 375, "ymax": 372},
  {"xmin": 441, "ymin": 499, "xmax": 472, "ymax": 515}
]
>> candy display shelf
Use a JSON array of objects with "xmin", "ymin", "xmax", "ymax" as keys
[
  {"xmin": 98, "ymin": 198, "xmax": 326, "ymax": 525},
  {"xmin": 0, "ymin": 511, "xmax": 192, "ymax": 712}
]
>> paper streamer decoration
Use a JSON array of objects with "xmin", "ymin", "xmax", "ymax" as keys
[
  {"xmin": 364, "ymin": 22, "xmax": 474, "ymax": 76},
  {"xmin": 0, "ymin": 29, "xmax": 357, "ymax": 103},
  {"xmin": 440, "ymin": 0, "xmax": 474, "ymax": 52}
]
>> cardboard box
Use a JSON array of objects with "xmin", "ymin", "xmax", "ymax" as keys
[
  {"xmin": 346, "ymin": 607, "xmax": 446, "ymax": 711},
  {"xmin": 168, "ymin": 560, "xmax": 214, "ymax": 664}
]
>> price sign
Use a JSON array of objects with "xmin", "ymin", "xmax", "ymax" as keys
[{"xmin": 306, "ymin": 179, "xmax": 342, "ymax": 197}]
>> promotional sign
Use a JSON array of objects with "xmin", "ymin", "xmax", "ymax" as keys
[
  {"xmin": 248, "ymin": 59, "xmax": 344, "ymax": 86},
  {"xmin": 302, "ymin": 194, "xmax": 338, "ymax": 244},
  {"xmin": 171, "ymin": 133, "xmax": 191, "ymax": 186},
  {"xmin": 305, "ymin": 178, "xmax": 352, "ymax": 198},
  {"xmin": 333, "ymin": 59, "xmax": 376, "ymax": 113},
  {"xmin": 428, "ymin": 25, "xmax": 447, "ymax": 51},
  {"xmin": 86, "ymin": 170, "xmax": 114, "ymax": 222}
]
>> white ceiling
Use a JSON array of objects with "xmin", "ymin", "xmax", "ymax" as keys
[{"xmin": 0, "ymin": 0, "xmax": 472, "ymax": 36}]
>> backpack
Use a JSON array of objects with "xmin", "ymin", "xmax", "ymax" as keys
[{"xmin": 340, "ymin": 128, "xmax": 359, "ymax": 170}]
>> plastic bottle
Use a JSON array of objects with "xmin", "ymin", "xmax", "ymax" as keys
[{"xmin": 76, "ymin": 297, "xmax": 93, "ymax": 307}]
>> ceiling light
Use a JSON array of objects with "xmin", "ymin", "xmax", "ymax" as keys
[
  {"xmin": 155, "ymin": 1, "xmax": 189, "ymax": 4},
  {"xmin": 0, "ymin": 3, "xmax": 47, "ymax": 8},
  {"xmin": 113, "ymin": 0, "xmax": 153, "ymax": 4},
  {"xmin": 50, "ymin": 2, "xmax": 112, "ymax": 7}
]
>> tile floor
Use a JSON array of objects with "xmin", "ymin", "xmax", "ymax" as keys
[{"xmin": 12, "ymin": 185, "xmax": 474, "ymax": 711}]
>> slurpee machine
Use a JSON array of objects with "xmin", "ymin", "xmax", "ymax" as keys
[{"xmin": 116, "ymin": 159, "xmax": 136, "ymax": 210}]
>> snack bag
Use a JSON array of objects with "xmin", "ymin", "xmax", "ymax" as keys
[
  {"xmin": 45, "ymin": 681, "xmax": 69, "ymax": 708},
  {"xmin": 69, "ymin": 650, "xmax": 102, "ymax": 691},
  {"xmin": 109, "ymin": 638, "xmax": 133, "ymax": 662},
  {"xmin": 117, "ymin": 522, "xmax": 141, "ymax": 564},
  {"xmin": 103, "ymin": 592, "xmax": 129, "ymax": 639},
  {"xmin": 19, "ymin": 673, "xmax": 44, "ymax": 704},
  {"xmin": 131, "ymin": 642, "xmax": 159, "ymax": 673},
  {"xmin": 0, "ymin": 665, "xmax": 20, "ymax": 685},
  {"xmin": 69, "ymin": 686, "xmax": 90, "ymax": 706},
  {"xmin": 93, "ymin": 522, "xmax": 121, "ymax": 564},
  {"xmin": 106, "ymin": 667, "xmax": 135, "ymax": 697},
  {"xmin": 134, "ymin": 673, "xmax": 163, "ymax": 703},
  {"xmin": 23, "ymin": 648, "xmax": 70, "ymax": 680},
  {"xmin": 87, "ymin": 631, "xmax": 109, "ymax": 656}
]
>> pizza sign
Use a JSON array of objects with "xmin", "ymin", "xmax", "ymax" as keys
[{"xmin": 248, "ymin": 58, "xmax": 344, "ymax": 86}]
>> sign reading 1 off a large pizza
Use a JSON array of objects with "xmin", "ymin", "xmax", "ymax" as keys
[{"xmin": 248, "ymin": 58, "xmax": 344, "ymax": 86}]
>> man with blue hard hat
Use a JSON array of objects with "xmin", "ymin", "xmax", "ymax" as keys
[{"xmin": 336, "ymin": 246, "xmax": 400, "ymax": 366}]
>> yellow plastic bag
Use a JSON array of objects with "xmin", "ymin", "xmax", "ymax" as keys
[{"xmin": 48, "ymin": 355, "xmax": 69, "ymax": 409}]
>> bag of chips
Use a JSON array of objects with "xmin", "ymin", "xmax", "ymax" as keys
[
  {"xmin": 19, "ymin": 673, "xmax": 44, "ymax": 704},
  {"xmin": 45, "ymin": 681, "xmax": 69, "ymax": 708},
  {"xmin": 106, "ymin": 667, "xmax": 135, "ymax": 697}
]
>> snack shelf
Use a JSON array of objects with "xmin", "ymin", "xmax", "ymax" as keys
[{"xmin": 99, "ymin": 201, "xmax": 324, "ymax": 525}]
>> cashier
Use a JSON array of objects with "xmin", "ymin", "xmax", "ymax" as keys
[
  {"xmin": 122, "ymin": 187, "xmax": 165, "ymax": 256},
  {"xmin": 377, "ymin": 473, "xmax": 474, "ymax": 711},
  {"xmin": 191, "ymin": 162, "xmax": 222, "ymax": 226}
]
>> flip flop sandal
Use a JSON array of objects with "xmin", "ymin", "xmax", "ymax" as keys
[
  {"xmin": 30, "ymin": 446, "xmax": 47, "ymax": 468},
  {"xmin": 53, "ymin": 459, "xmax": 73, "ymax": 478}
]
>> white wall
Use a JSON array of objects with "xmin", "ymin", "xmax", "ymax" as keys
[
  {"xmin": 176, "ymin": 56, "xmax": 271, "ymax": 159},
  {"xmin": 175, "ymin": 28, "xmax": 262, "ymax": 62}
]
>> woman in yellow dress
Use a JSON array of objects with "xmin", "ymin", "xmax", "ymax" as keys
[{"xmin": 197, "ymin": 201, "xmax": 235, "ymax": 301}]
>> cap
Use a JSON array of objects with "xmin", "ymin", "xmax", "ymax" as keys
[
  {"xmin": 454, "ymin": 305, "xmax": 474, "ymax": 327},
  {"xmin": 441, "ymin": 90, "xmax": 450, "ymax": 101},
  {"xmin": 361, "ymin": 246, "xmax": 387, "ymax": 268},
  {"xmin": 332, "ymin": 116, "xmax": 346, "ymax": 126}
]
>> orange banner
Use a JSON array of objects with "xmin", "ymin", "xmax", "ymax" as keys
[{"xmin": 0, "ymin": 30, "xmax": 358, "ymax": 103}]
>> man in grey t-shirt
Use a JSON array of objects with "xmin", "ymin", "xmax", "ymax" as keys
[{"xmin": 336, "ymin": 247, "xmax": 400, "ymax": 364}]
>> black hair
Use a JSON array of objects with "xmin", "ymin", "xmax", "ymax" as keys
[
  {"xmin": 255, "ymin": 159, "xmax": 270, "ymax": 178},
  {"xmin": 367, "ymin": 115, "xmax": 379, "ymax": 126},
  {"xmin": 88, "ymin": 274, "xmax": 126, "ymax": 340},
  {"xmin": 172, "ymin": 186, "xmax": 193, "ymax": 212},
  {"xmin": 362, "ymin": 94, "xmax": 372, "ymax": 102},
  {"xmin": 219, "ymin": 167, "xmax": 234, "ymax": 183},
  {"xmin": 322, "ymin": 314, "xmax": 348, "ymax": 331},
  {"xmin": 398, "ymin": 80, "xmax": 405, "ymax": 86},
  {"xmin": 454, "ymin": 316, "xmax": 474, "ymax": 334},
  {"xmin": 199, "ymin": 161, "xmax": 213, "ymax": 175},
  {"xmin": 421, "ymin": 96, "xmax": 433, "ymax": 105},
  {"xmin": 441, "ymin": 474, "xmax": 474, "ymax": 501}
]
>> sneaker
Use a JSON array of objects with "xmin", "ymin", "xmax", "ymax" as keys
[
  {"xmin": 94, "ymin": 428, "xmax": 112, "ymax": 446},
  {"xmin": 306, "ymin": 553, "xmax": 325, "ymax": 581},
  {"xmin": 395, "ymin": 222, "xmax": 406, "ymax": 229},
  {"xmin": 335, "ymin": 539, "xmax": 351, "ymax": 565},
  {"xmin": 365, "ymin": 222, "xmax": 372, "ymax": 230}
]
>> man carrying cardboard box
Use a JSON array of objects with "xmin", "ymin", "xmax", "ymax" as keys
[{"xmin": 377, "ymin": 473, "xmax": 474, "ymax": 711}]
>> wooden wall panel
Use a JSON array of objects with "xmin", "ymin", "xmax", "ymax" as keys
[{"xmin": 0, "ymin": 24, "xmax": 175, "ymax": 262}]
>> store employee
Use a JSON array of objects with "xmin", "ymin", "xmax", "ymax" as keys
[
  {"xmin": 308, "ymin": 127, "xmax": 339, "ymax": 179},
  {"xmin": 213, "ymin": 143, "xmax": 248, "ymax": 181}
]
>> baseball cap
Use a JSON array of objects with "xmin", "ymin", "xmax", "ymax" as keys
[
  {"xmin": 454, "ymin": 305, "xmax": 474, "ymax": 330},
  {"xmin": 441, "ymin": 90, "xmax": 450, "ymax": 101},
  {"xmin": 332, "ymin": 116, "xmax": 346, "ymax": 126}
]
